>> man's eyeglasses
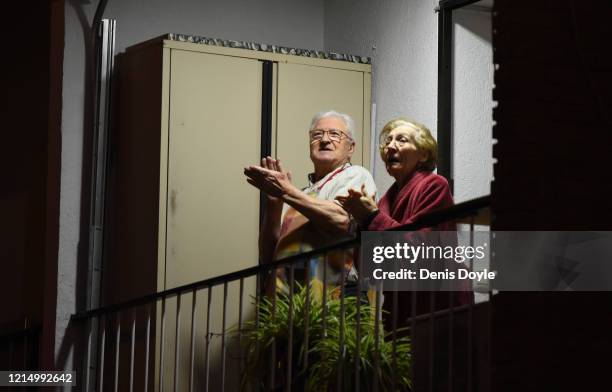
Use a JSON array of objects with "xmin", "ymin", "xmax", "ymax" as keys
[{"xmin": 309, "ymin": 129, "xmax": 351, "ymax": 143}]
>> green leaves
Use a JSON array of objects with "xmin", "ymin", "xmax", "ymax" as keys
[{"xmin": 240, "ymin": 283, "xmax": 412, "ymax": 391}]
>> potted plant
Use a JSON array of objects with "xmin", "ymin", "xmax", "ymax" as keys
[{"xmin": 240, "ymin": 283, "xmax": 412, "ymax": 391}]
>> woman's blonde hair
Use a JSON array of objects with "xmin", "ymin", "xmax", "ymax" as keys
[{"xmin": 379, "ymin": 117, "xmax": 437, "ymax": 172}]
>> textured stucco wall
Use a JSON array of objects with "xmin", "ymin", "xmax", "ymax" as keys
[
  {"xmin": 324, "ymin": 0, "xmax": 493, "ymax": 201},
  {"xmin": 325, "ymin": 0, "xmax": 440, "ymax": 194},
  {"xmin": 58, "ymin": 0, "xmax": 324, "ymax": 369},
  {"xmin": 452, "ymin": 8, "xmax": 494, "ymax": 202}
]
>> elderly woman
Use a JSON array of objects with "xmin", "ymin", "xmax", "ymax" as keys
[
  {"xmin": 337, "ymin": 117, "xmax": 454, "ymax": 231},
  {"xmin": 337, "ymin": 117, "xmax": 471, "ymax": 326}
]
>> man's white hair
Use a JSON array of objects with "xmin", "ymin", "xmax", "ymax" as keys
[{"xmin": 309, "ymin": 110, "xmax": 356, "ymax": 141}]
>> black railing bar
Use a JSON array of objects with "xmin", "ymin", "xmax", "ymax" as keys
[
  {"xmin": 373, "ymin": 282, "xmax": 382, "ymax": 392},
  {"xmin": 303, "ymin": 259, "xmax": 311, "ymax": 369},
  {"xmin": 468, "ymin": 300, "xmax": 474, "ymax": 391},
  {"xmin": 410, "ymin": 289, "xmax": 417, "ymax": 389},
  {"xmin": 286, "ymin": 264, "xmax": 295, "ymax": 391},
  {"xmin": 71, "ymin": 238, "xmax": 356, "ymax": 321},
  {"xmin": 85, "ymin": 320, "xmax": 92, "ymax": 392},
  {"xmin": 468, "ymin": 217, "xmax": 475, "ymax": 391},
  {"xmin": 129, "ymin": 309, "xmax": 136, "ymax": 392},
  {"xmin": 114, "ymin": 314, "xmax": 120, "ymax": 392},
  {"xmin": 469, "ymin": 217, "xmax": 475, "ymax": 296},
  {"xmin": 238, "ymin": 277, "xmax": 244, "ymax": 333},
  {"xmin": 336, "ymin": 262, "xmax": 346, "ymax": 391},
  {"xmin": 437, "ymin": 0, "xmax": 481, "ymax": 12},
  {"xmin": 269, "ymin": 278, "xmax": 277, "ymax": 392},
  {"xmin": 388, "ymin": 195, "xmax": 490, "ymax": 231},
  {"xmin": 72, "ymin": 196, "xmax": 491, "ymax": 321},
  {"xmin": 428, "ymin": 291, "xmax": 435, "ymax": 392},
  {"xmin": 144, "ymin": 305, "xmax": 151, "ymax": 392},
  {"xmin": 173, "ymin": 294, "xmax": 181, "ymax": 392},
  {"xmin": 98, "ymin": 317, "xmax": 106, "ymax": 392},
  {"xmin": 238, "ymin": 277, "xmax": 244, "ymax": 377},
  {"xmin": 159, "ymin": 298, "xmax": 166, "ymax": 392},
  {"xmin": 485, "ymin": 228, "xmax": 493, "ymax": 390},
  {"xmin": 448, "ymin": 290, "xmax": 454, "ymax": 392},
  {"xmin": 189, "ymin": 289, "xmax": 197, "ymax": 392},
  {"xmin": 204, "ymin": 287, "xmax": 212, "ymax": 392},
  {"xmin": 354, "ymin": 247, "xmax": 362, "ymax": 392},
  {"xmin": 485, "ymin": 292, "xmax": 492, "ymax": 390},
  {"xmin": 254, "ymin": 272, "xmax": 261, "ymax": 379},
  {"xmin": 221, "ymin": 282, "xmax": 228, "ymax": 392},
  {"xmin": 322, "ymin": 255, "xmax": 328, "ymax": 338},
  {"xmin": 391, "ymin": 284, "xmax": 399, "ymax": 392}
]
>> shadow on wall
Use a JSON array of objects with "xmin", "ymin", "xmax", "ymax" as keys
[{"xmin": 55, "ymin": 0, "xmax": 99, "ymax": 371}]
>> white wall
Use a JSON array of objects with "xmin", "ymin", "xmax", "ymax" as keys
[
  {"xmin": 105, "ymin": 0, "xmax": 325, "ymax": 54},
  {"xmin": 58, "ymin": 0, "xmax": 324, "ymax": 369},
  {"xmin": 325, "ymin": 0, "xmax": 440, "ymax": 193},
  {"xmin": 324, "ymin": 0, "xmax": 493, "ymax": 201},
  {"xmin": 452, "ymin": 7, "xmax": 494, "ymax": 202}
]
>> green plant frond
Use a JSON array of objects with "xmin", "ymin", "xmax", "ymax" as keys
[{"xmin": 239, "ymin": 280, "xmax": 412, "ymax": 391}]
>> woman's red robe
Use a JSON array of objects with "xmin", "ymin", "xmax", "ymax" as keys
[{"xmin": 367, "ymin": 170, "xmax": 472, "ymax": 327}]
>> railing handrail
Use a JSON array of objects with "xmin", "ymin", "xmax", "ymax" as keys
[{"xmin": 71, "ymin": 195, "xmax": 490, "ymax": 321}]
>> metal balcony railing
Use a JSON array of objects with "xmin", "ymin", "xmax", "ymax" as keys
[{"xmin": 71, "ymin": 195, "xmax": 490, "ymax": 392}]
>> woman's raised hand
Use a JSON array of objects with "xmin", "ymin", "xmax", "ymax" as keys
[{"xmin": 336, "ymin": 183, "xmax": 377, "ymax": 223}]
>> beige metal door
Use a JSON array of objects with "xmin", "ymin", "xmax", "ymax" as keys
[
  {"xmin": 161, "ymin": 49, "xmax": 261, "ymax": 391},
  {"xmin": 276, "ymin": 63, "xmax": 366, "ymax": 189},
  {"xmin": 166, "ymin": 49, "xmax": 261, "ymax": 288}
]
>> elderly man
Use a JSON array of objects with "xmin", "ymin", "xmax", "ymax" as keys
[{"xmin": 244, "ymin": 110, "xmax": 376, "ymax": 298}]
